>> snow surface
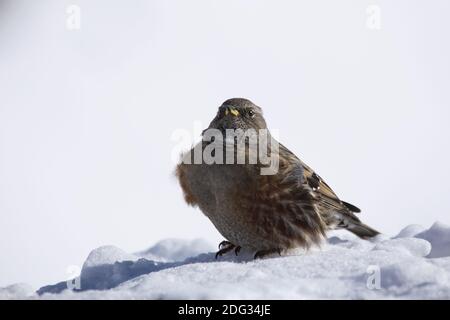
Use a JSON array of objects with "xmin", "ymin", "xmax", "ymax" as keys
[
  {"xmin": 136, "ymin": 238, "xmax": 213, "ymax": 262},
  {"xmin": 2, "ymin": 223, "xmax": 450, "ymax": 299},
  {"xmin": 0, "ymin": 283, "xmax": 35, "ymax": 300}
]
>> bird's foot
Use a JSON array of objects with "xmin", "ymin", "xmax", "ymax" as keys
[
  {"xmin": 254, "ymin": 248, "xmax": 282, "ymax": 260},
  {"xmin": 218, "ymin": 240, "xmax": 233, "ymax": 250},
  {"xmin": 215, "ymin": 241, "xmax": 236, "ymax": 259}
]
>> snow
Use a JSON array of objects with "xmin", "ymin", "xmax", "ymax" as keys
[
  {"xmin": 372, "ymin": 238, "xmax": 431, "ymax": 257},
  {"xmin": 2, "ymin": 222, "xmax": 450, "ymax": 300},
  {"xmin": 394, "ymin": 224, "xmax": 427, "ymax": 238},
  {"xmin": 0, "ymin": 283, "xmax": 34, "ymax": 300},
  {"xmin": 136, "ymin": 238, "xmax": 214, "ymax": 262},
  {"xmin": 83, "ymin": 246, "xmax": 139, "ymax": 268},
  {"xmin": 415, "ymin": 222, "xmax": 450, "ymax": 258}
]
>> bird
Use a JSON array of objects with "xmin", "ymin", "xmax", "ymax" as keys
[{"xmin": 176, "ymin": 98, "xmax": 380, "ymax": 259}]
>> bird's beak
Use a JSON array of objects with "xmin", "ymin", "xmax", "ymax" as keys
[{"xmin": 226, "ymin": 107, "xmax": 239, "ymax": 117}]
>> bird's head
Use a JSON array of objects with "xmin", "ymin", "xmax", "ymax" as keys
[{"xmin": 207, "ymin": 98, "xmax": 267, "ymax": 133}]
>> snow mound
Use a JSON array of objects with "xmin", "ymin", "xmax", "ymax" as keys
[
  {"xmin": 4, "ymin": 222, "xmax": 450, "ymax": 299},
  {"xmin": 372, "ymin": 238, "xmax": 431, "ymax": 257},
  {"xmin": 394, "ymin": 224, "xmax": 427, "ymax": 238},
  {"xmin": 136, "ymin": 238, "xmax": 213, "ymax": 262},
  {"xmin": 0, "ymin": 283, "xmax": 34, "ymax": 300},
  {"xmin": 415, "ymin": 222, "xmax": 450, "ymax": 258},
  {"xmin": 83, "ymin": 245, "xmax": 138, "ymax": 268}
]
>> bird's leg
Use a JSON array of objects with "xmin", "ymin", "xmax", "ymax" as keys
[
  {"xmin": 253, "ymin": 248, "xmax": 282, "ymax": 260},
  {"xmin": 215, "ymin": 241, "xmax": 236, "ymax": 259}
]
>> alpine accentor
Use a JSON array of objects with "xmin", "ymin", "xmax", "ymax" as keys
[{"xmin": 176, "ymin": 98, "xmax": 379, "ymax": 259}]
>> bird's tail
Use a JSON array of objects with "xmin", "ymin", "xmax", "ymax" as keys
[{"xmin": 346, "ymin": 221, "xmax": 380, "ymax": 239}]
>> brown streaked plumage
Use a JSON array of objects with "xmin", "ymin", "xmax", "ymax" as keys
[{"xmin": 176, "ymin": 98, "xmax": 380, "ymax": 259}]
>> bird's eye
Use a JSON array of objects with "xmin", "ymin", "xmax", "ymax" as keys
[{"xmin": 248, "ymin": 110, "xmax": 255, "ymax": 118}]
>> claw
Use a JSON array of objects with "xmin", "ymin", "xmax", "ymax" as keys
[
  {"xmin": 215, "ymin": 244, "xmax": 235, "ymax": 259},
  {"xmin": 216, "ymin": 240, "xmax": 237, "ymax": 259},
  {"xmin": 234, "ymin": 246, "xmax": 241, "ymax": 256},
  {"xmin": 218, "ymin": 240, "xmax": 232, "ymax": 250}
]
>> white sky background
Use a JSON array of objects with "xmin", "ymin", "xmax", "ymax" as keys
[{"xmin": 0, "ymin": 0, "xmax": 449, "ymax": 288}]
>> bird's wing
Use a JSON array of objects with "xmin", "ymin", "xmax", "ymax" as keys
[
  {"xmin": 299, "ymin": 160, "xmax": 346, "ymax": 212},
  {"xmin": 278, "ymin": 143, "xmax": 360, "ymax": 215}
]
